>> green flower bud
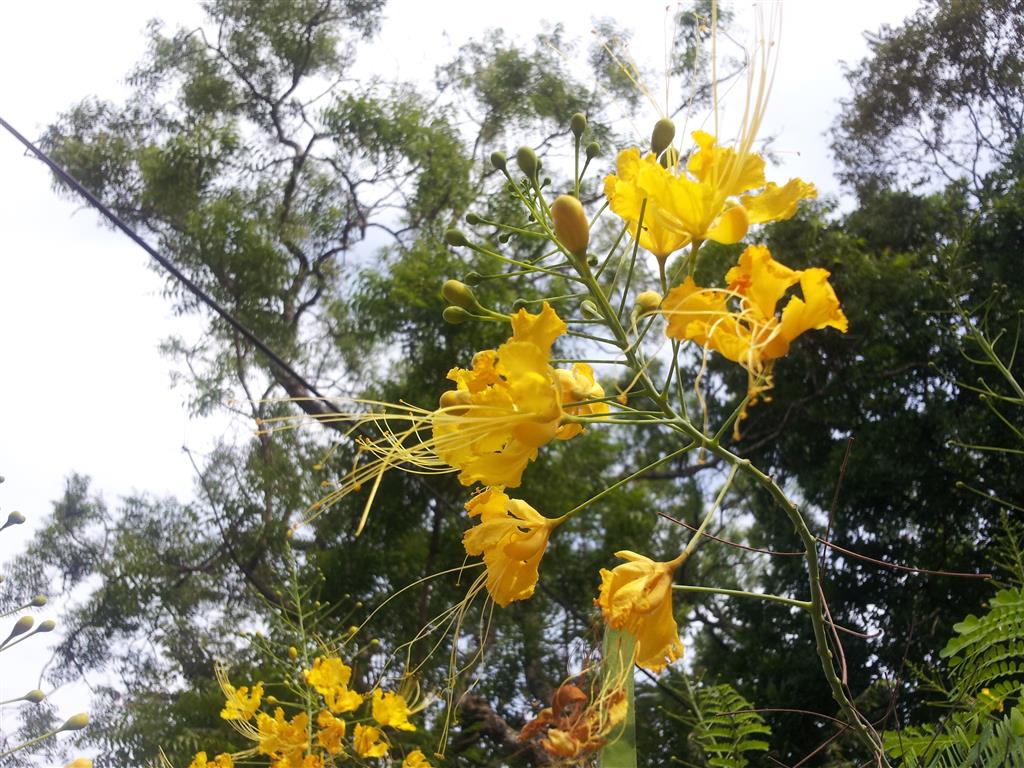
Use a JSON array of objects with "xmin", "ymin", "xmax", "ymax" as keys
[
  {"xmin": 515, "ymin": 146, "xmax": 539, "ymax": 179},
  {"xmin": 580, "ymin": 299, "xmax": 603, "ymax": 320},
  {"xmin": 6, "ymin": 615, "xmax": 33, "ymax": 642},
  {"xmin": 651, "ymin": 117, "xmax": 676, "ymax": 156},
  {"xmin": 444, "ymin": 228, "xmax": 469, "ymax": 247},
  {"xmin": 498, "ymin": 232, "xmax": 512, "ymax": 244},
  {"xmin": 463, "ymin": 271, "xmax": 483, "ymax": 286},
  {"xmin": 37, "ymin": 619, "xmax": 56, "ymax": 633},
  {"xmin": 465, "ymin": 212, "xmax": 483, "ymax": 225},
  {"xmin": 490, "ymin": 151, "xmax": 507, "ymax": 171},
  {"xmin": 541, "ymin": 176, "xmax": 551, "ymax": 188},
  {"xmin": 24, "ymin": 689, "xmax": 45, "ymax": 704},
  {"xmin": 2, "ymin": 511, "xmax": 25, "ymax": 530},
  {"xmin": 585, "ymin": 141, "xmax": 600, "ymax": 160},
  {"xmin": 635, "ymin": 290, "xmax": 663, "ymax": 314},
  {"xmin": 30, "ymin": 595, "xmax": 47, "ymax": 607},
  {"xmin": 551, "ymin": 194, "xmax": 590, "ymax": 256},
  {"xmin": 60, "ymin": 713, "xmax": 89, "ymax": 732},
  {"xmin": 442, "ymin": 279, "xmax": 480, "ymax": 311},
  {"xmin": 660, "ymin": 145, "xmax": 680, "ymax": 169},
  {"xmin": 443, "ymin": 306, "xmax": 472, "ymax": 325},
  {"xmin": 288, "ymin": 646, "xmax": 298, "ymax": 660},
  {"xmin": 570, "ymin": 112, "xmax": 587, "ymax": 139}
]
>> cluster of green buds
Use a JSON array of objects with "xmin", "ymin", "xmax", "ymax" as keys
[{"xmin": 0, "ymin": 476, "xmax": 90, "ymax": 767}]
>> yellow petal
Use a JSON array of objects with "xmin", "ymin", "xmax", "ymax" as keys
[
  {"xmin": 705, "ymin": 204, "xmax": 749, "ymax": 245},
  {"xmin": 725, "ymin": 244, "xmax": 802, "ymax": 320},
  {"xmin": 775, "ymin": 267, "xmax": 848, "ymax": 356},
  {"xmin": 742, "ymin": 178, "xmax": 817, "ymax": 224},
  {"xmin": 509, "ymin": 302, "xmax": 567, "ymax": 355}
]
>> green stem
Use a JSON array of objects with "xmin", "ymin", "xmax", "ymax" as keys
[{"xmin": 673, "ymin": 584, "xmax": 812, "ymax": 611}]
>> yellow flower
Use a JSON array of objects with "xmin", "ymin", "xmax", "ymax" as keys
[
  {"xmin": 664, "ymin": 244, "xmax": 848, "ymax": 374},
  {"xmin": 304, "ymin": 657, "xmax": 363, "ymax": 713},
  {"xmin": 315, "ymin": 709, "xmax": 347, "ymax": 755},
  {"xmin": 256, "ymin": 708, "xmax": 310, "ymax": 761},
  {"xmin": 463, "ymin": 488, "xmax": 558, "ymax": 607},
  {"xmin": 402, "ymin": 749, "xmax": 433, "ymax": 767},
  {"xmin": 64, "ymin": 760, "xmax": 95, "ymax": 768},
  {"xmin": 372, "ymin": 689, "xmax": 417, "ymax": 731},
  {"xmin": 353, "ymin": 723, "xmax": 389, "ymax": 758},
  {"xmin": 554, "ymin": 363, "xmax": 610, "ymax": 440},
  {"xmin": 597, "ymin": 551, "xmax": 684, "ymax": 672},
  {"xmin": 220, "ymin": 681, "xmax": 263, "ymax": 721},
  {"xmin": 434, "ymin": 303, "xmax": 588, "ymax": 488},
  {"xmin": 604, "ymin": 133, "xmax": 816, "ymax": 264},
  {"xmin": 520, "ymin": 682, "xmax": 628, "ymax": 759},
  {"xmin": 187, "ymin": 754, "xmax": 233, "ymax": 768}
]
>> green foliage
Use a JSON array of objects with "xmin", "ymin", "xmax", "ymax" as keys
[
  {"xmin": 941, "ymin": 588, "xmax": 1024, "ymax": 702},
  {"xmin": 691, "ymin": 685, "xmax": 771, "ymax": 768}
]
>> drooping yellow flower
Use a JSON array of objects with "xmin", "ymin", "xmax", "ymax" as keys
[
  {"xmin": 219, "ymin": 681, "xmax": 263, "ymax": 721},
  {"xmin": 663, "ymin": 244, "xmax": 848, "ymax": 375},
  {"xmin": 604, "ymin": 133, "xmax": 816, "ymax": 264},
  {"xmin": 554, "ymin": 363, "xmax": 610, "ymax": 440},
  {"xmin": 353, "ymin": 723, "xmax": 389, "ymax": 758},
  {"xmin": 372, "ymin": 689, "xmax": 417, "ymax": 731},
  {"xmin": 315, "ymin": 709, "xmax": 347, "ymax": 755},
  {"xmin": 187, "ymin": 754, "xmax": 233, "ymax": 768},
  {"xmin": 304, "ymin": 656, "xmax": 363, "ymax": 714},
  {"xmin": 434, "ymin": 303, "xmax": 591, "ymax": 488},
  {"xmin": 463, "ymin": 488, "xmax": 559, "ymax": 607},
  {"xmin": 402, "ymin": 749, "xmax": 433, "ymax": 768},
  {"xmin": 256, "ymin": 708, "xmax": 310, "ymax": 763},
  {"xmin": 597, "ymin": 551, "xmax": 684, "ymax": 672}
]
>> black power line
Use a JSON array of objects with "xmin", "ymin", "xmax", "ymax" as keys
[{"xmin": 0, "ymin": 114, "xmax": 325, "ymax": 400}]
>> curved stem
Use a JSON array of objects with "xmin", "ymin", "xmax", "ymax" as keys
[{"xmin": 673, "ymin": 584, "xmax": 812, "ymax": 611}]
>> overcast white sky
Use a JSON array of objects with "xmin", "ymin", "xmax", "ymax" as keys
[{"xmin": 0, "ymin": 0, "xmax": 919, "ymax": 762}]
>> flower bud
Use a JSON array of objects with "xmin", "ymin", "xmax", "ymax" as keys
[
  {"xmin": 65, "ymin": 759, "xmax": 94, "ymax": 768},
  {"xmin": 570, "ymin": 112, "xmax": 587, "ymax": 139},
  {"xmin": 30, "ymin": 595, "xmax": 47, "ymax": 607},
  {"xmin": 442, "ymin": 279, "xmax": 481, "ymax": 312},
  {"xmin": 490, "ymin": 151, "xmax": 507, "ymax": 171},
  {"xmin": 439, "ymin": 389, "xmax": 471, "ymax": 412},
  {"xmin": 288, "ymin": 646, "xmax": 298, "ymax": 660},
  {"xmin": 2, "ymin": 511, "xmax": 25, "ymax": 530},
  {"xmin": 550, "ymin": 195, "xmax": 590, "ymax": 257},
  {"xmin": 585, "ymin": 141, "xmax": 600, "ymax": 160},
  {"xmin": 651, "ymin": 117, "xmax": 676, "ymax": 156},
  {"xmin": 660, "ymin": 145, "xmax": 680, "ymax": 169},
  {"xmin": 24, "ymin": 689, "xmax": 45, "ymax": 704},
  {"xmin": 515, "ymin": 146, "xmax": 539, "ymax": 179},
  {"xmin": 498, "ymin": 232, "xmax": 512, "ymax": 244},
  {"xmin": 635, "ymin": 291, "xmax": 663, "ymax": 314},
  {"xmin": 442, "ymin": 306, "xmax": 472, "ymax": 325},
  {"xmin": 59, "ymin": 713, "xmax": 89, "ymax": 732},
  {"xmin": 580, "ymin": 299, "xmax": 603, "ymax": 320},
  {"xmin": 444, "ymin": 228, "xmax": 469, "ymax": 247},
  {"xmin": 465, "ymin": 212, "xmax": 483, "ymax": 225},
  {"xmin": 463, "ymin": 271, "xmax": 483, "ymax": 286},
  {"xmin": 5, "ymin": 615, "xmax": 33, "ymax": 643},
  {"xmin": 37, "ymin": 619, "xmax": 56, "ymax": 633}
]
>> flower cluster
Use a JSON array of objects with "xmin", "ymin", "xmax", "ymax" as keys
[{"xmin": 187, "ymin": 656, "xmax": 430, "ymax": 768}]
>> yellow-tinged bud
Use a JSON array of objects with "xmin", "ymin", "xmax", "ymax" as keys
[
  {"xmin": 570, "ymin": 112, "xmax": 587, "ymax": 139},
  {"xmin": 443, "ymin": 306, "xmax": 472, "ymax": 324},
  {"xmin": 551, "ymin": 195, "xmax": 590, "ymax": 257},
  {"xmin": 515, "ymin": 146, "xmax": 539, "ymax": 179},
  {"xmin": 660, "ymin": 145, "xmax": 680, "ymax": 169},
  {"xmin": 585, "ymin": 141, "xmax": 600, "ymax": 160},
  {"xmin": 5, "ymin": 615, "xmax": 33, "ymax": 642},
  {"xmin": 64, "ymin": 759, "xmax": 93, "ymax": 768},
  {"xmin": 37, "ymin": 619, "xmax": 56, "ymax": 633},
  {"xmin": 465, "ymin": 212, "xmax": 483, "ymax": 225},
  {"xmin": 635, "ymin": 291, "xmax": 663, "ymax": 314},
  {"xmin": 59, "ymin": 713, "xmax": 89, "ymax": 732},
  {"xmin": 24, "ymin": 689, "xmax": 45, "ymax": 704},
  {"xmin": 463, "ymin": 271, "xmax": 482, "ymax": 286},
  {"xmin": 2, "ymin": 511, "xmax": 25, "ymax": 530},
  {"xmin": 444, "ymin": 228, "xmax": 469, "ymax": 247},
  {"xmin": 490, "ymin": 151, "xmax": 507, "ymax": 171},
  {"xmin": 580, "ymin": 299, "xmax": 602, "ymax": 320},
  {"xmin": 439, "ymin": 389, "xmax": 471, "ymax": 410},
  {"xmin": 266, "ymin": 695, "xmax": 279, "ymax": 704},
  {"xmin": 30, "ymin": 595, "xmax": 47, "ymax": 607},
  {"xmin": 441, "ymin": 279, "xmax": 481, "ymax": 312},
  {"xmin": 651, "ymin": 118, "xmax": 676, "ymax": 156},
  {"xmin": 288, "ymin": 646, "xmax": 298, "ymax": 660}
]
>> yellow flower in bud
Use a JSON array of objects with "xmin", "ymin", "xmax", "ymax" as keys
[
  {"xmin": 402, "ymin": 749, "xmax": 433, "ymax": 767},
  {"xmin": 353, "ymin": 723, "xmax": 389, "ymax": 758},
  {"xmin": 463, "ymin": 488, "xmax": 558, "ymax": 606},
  {"xmin": 304, "ymin": 657, "xmax": 363, "ymax": 714},
  {"xmin": 220, "ymin": 681, "xmax": 263, "ymax": 721},
  {"xmin": 316, "ymin": 710, "xmax": 347, "ymax": 755},
  {"xmin": 256, "ymin": 708, "xmax": 309, "ymax": 762},
  {"xmin": 64, "ymin": 760, "xmax": 95, "ymax": 768},
  {"xmin": 604, "ymin": 132, "xmax": 815, "ymax": 265},
  {"xmin": 550, "ymin": 194, "xmax": 590, "ymax": 256},
  {"xmin": 372, "ymin": 689, "xmax": 417, "ymax": 731},
  {"xmin": 597, "ymin": 551, "xmax": 684, "ymax": 672}
]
